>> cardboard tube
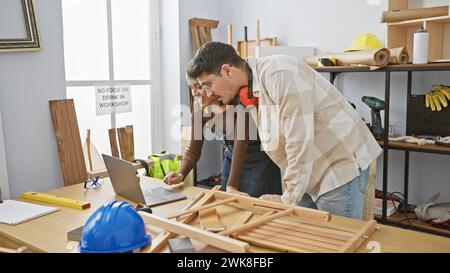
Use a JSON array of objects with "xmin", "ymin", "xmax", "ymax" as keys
[
  {"xmin": 389, "ymin": 47, "xmax": 409, "ymax": 64},
  {"xmin": 381, "ymin": 6, "xmax": 448, "ymax": 23},
  {"xmin": 305, "ymin": 48, "xmax": 391, "ymax": 67}
]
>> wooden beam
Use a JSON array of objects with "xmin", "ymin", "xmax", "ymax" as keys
[
  {"xmin": 108, "ymin": 128, "xmax": 120, "ymax": 158},
  {"xmin": 139, "ymin": 212, "xmax": 250, "ymax": 253},
  {"xmin": 167, "ymin": 197, "xmax": 238, "ymax": 219},
  {"xmin": 337, "ymin": 220, "xmax": 378, "ymax": 253}
]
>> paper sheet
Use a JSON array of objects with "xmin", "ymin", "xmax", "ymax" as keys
[{"xmin": 0, "ymin": 200, "xmax": 59, "ymax": 225}]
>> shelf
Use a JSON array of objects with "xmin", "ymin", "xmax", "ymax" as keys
[
  {"xmin": 314, "ymin": 63, "xmax": 450, "ymax": 73},
  {"xmin": 375, "ymin": 211, "xmax": 450, "ymax": 237},
  {"xmin": 388, "ymin": 15, "xmax": 450, "ymax": 27},
  {"xmin": 378, "ymin": 140, "xmax": 450, "ymax": 155}
]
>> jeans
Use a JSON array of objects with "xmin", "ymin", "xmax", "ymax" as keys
[{"xmin": 298, "ymin": 168, "xmax": 369, "ymax": 220}]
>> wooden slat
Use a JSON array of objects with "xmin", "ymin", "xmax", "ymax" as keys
[
  {"xmin": 190, "ymin": 25, "xmax": 201, "ymax": 53},
  {"xmin": 189, "ymin": 18, "xmax": 219, "ymax": 29},
  {"xmin": 281, "ymin": 216, "xmax": 359, "ymax": 233},
  {"xmin": 271, "ymin": 219, "xmax": 354, "ymax": 239},
  {"xmin": 139, "ymin": 212, "xmax": 250, "ymax": 253},
  {"xmin": 264, "ymin": 221, "xmax": 350, "ymax": 242},
  {"xmin": 49, "ymin": 99, "xmax": 87, "ymax": 186},
  {"xmin": 141, "ymin": 191, "xmax": 205, "ymax": 253},
  {"xmin": 168, "ymin": 197, "xmax": 238, "ymax": 219},
  {"xmin": 337, "ymin": 220, "xmax": 378, "ymax": 253},
  {"xmin": 108, "ymin": 128, "xmax": 120, "ymax": 158},
  {"xmin": 125, "ymin": 125, "xmax": 135, "ymax": 161},
  {"xmin": 257, "ymin": 223, "xmax": 346, "ymax": 246},
  {"xmin": 148, "ymin": 186, "xmax": 220, "ymax": 253},
  {"xmin": 117, "ymin": 127, "xmax": 130, "ymax": 161},
  {"xmin": 219, "ymin": 208, "xmax": 295, "ymax": 236},
  {"xmin": 236, "ymin": 235, "xmax": 312, "ymax": 253},
  {"xmin": 242, "ymin": 231, "xmax": 332, "ymax": 253},
  {"xmin": 231, "ymin": 211, "xmax": 253, "ymax": 229},
  {"xmin": 199, "ymin": 27, "xmax": 208, "ymax": 45},
  {"xmin": 250, "ymin": 226, "xmax": 341, "ymax": 252},
  {"xmin": 86, "ymin": 129, "xmax": 93, "ymax": 172}
]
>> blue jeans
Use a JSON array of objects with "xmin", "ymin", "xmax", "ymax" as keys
[{"xmin": 298, "ymin": 168, "xmax": 369, "ymax": 220}]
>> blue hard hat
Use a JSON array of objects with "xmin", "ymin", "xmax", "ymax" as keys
[{"xmin": 79, "ymin": 201, "xmax": 151, "ymax": 253}]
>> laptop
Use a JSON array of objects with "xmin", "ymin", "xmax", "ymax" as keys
[{"xmin": 102, "ymin": 154, "xmax": 187, "ymax": 207}]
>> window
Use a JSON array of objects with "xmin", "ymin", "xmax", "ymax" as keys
[{"xmin": 62, "ymin": 0, "xmax": 159, "ymax": 160}]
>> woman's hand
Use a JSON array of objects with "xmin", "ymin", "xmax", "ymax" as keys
[
  {"xmin": 163, "ymin": 172, "xmax": 184, "ymax": 185},
  {"xmin": 226, "ymin": 185, "xmax": 249, "ymax": 197}
]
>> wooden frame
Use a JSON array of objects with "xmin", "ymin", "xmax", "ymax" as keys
[
  {"xmin": 0, "ymin": 0, "xmax": 41, "ymax": 52},
  {"xmin": 189, "ymin": 18, "xmax": 219, "ymax": 53},
  {"xmin": 139, "ymin": 188, "xmax": 379, "ymax": 253}
]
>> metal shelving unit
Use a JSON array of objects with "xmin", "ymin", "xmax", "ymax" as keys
[{"xmin": 315, "ymin": 63, "xmax": 450, "ymax": 237}]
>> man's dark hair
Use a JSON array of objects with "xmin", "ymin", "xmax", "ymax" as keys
[{"xmin": 186, "ymin": 42, "xmax": 246, "ymax": 79}]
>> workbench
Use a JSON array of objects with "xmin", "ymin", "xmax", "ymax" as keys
[{"xmin": 1, "ymin": 176, "xmax": 450, "ymax": 253}]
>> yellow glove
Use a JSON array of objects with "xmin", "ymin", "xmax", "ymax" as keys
[
  {"xmin": 426, "ymin": 88, "xmax": 449, "ymax": 111},
  {"xmin": 433, "ymin": 84, "xmax": 450, "ymax": 101}
]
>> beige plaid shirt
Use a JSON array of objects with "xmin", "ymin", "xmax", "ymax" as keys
[{"xmin": 248, "ymin": 55, "xmax": 382, "ymax": 205}]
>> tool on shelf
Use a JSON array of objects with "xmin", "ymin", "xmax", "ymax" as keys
[{"xmin": 362, "ymin": 96, "xmax": 386, "ymax": 140}]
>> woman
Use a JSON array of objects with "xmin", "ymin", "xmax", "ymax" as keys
[{"xmin": 163, "ymin": 75, "xmax": 281, "ymax": 198}]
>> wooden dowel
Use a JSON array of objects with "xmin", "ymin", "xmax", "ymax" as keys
[
  {"xmin": 167, "ymin": 197, "xmax": 238, "ymax": 219},
  {"xmin": 255, "ymin": 20, "xmax": 260, "ymax": 46},
  {"xmin": 219, "ymin": 208, "xmax": 294, "ymax": 236},
  {"xmin": 176, "ymin": 192, "xmax": 206, "ymax": 220},
  {"xmin": 227, "ymin": 24, "xmax": 233, "ymax": 45}
]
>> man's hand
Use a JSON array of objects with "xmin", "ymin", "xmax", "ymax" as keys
[
  {"xmin": 259, "ymin": 194, "xmax": 282, "ymax": 203},
  {"xmin": 164, "ymin": 172, "xmax": 184, "ymax": 185},
  {"xmin": 226, "ymin": 185, "xmax": 249, "ymax": 197}
]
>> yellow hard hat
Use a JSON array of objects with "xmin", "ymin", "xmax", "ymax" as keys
[{"xmin": 346, "ymin": 33, "xmax": 383, "ymax": 52}]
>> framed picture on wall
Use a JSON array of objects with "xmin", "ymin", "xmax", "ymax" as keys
[{"xmin": 0, "ymin": 0, "xmax": 41, "ymax": 52}]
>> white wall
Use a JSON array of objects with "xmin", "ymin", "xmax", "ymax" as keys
[
  {"xmin": 213, "ymin": 0, "xmax": 450, "ymax": 204},
  {"xmin": 0, "ymin": 107, "xmax": 10, "ymax": 199},
  {"xmin": 177, "ymin": 0, "xmax": 223, "ymax": 179},
  {"xmin": 0, "ymin": 0, "xmax": 66, "ymax": 197}
]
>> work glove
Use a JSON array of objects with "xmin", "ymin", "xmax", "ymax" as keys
[{"xmin": 426, "ymin": 85, "xmax": 450, "ymax": 111}]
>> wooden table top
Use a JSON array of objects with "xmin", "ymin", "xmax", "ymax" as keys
[{"xmin": 1, "ymin": 177, "xmax": 449, "ymax": 253}]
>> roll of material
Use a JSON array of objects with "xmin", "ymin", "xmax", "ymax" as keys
[
  {"xmin": 413, "ymin": 28, "xmax": 429, "ymax": 64},
  {"xmin": 305, "ymin": 48, "xmax": 391, "ymax": 67},
  {"xmin": 389, "ymin": 47, "xmax": 409, "ymax": 64},
  {"xmin": 381, "ymin": 6, "xmax": 448, "ymax": 23},
  {"xmin": 318, "ymin": 58, "xmax": 337, "ymax": 67}
]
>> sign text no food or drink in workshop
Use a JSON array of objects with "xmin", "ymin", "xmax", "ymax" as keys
[{"xmin": 96, "ymin": 86, "xmax": 132, "ymax": 116}]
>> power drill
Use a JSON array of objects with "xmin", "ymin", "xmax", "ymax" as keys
[{"xmin": 362, "ymin": 96, "xmax": 385, "ymax": 140}]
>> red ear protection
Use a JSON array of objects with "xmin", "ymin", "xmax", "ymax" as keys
[{"xmin": 239, "ymin": 86, "xmax": 258, "ymax": 108}]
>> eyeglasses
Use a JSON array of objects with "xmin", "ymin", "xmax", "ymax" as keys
[{"xmin": 83, "ymin": 176, "xmax": 102, "ymax": 189}]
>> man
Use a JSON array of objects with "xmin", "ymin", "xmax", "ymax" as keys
[{"xmin": 186, "ymin": 42, "xmax": 382, "ymax": 219}]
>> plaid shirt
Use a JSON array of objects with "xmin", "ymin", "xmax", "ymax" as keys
[{"xmin": 248, "ymin": 55, "xmax": 382, "ymax": 205}]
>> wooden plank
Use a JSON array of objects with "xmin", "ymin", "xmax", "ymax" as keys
[
  {"xmin": 108, "ymin": 128, "xmax": 120, "ymax": 158},
  {"xmin": 243, "ymin": 230, "xmax": 332, "ymax": 253},
  {"xmin": 257, "ymin": 224, "xmax": 346, "ymax": 246},
  {"xmin": 236, "ymin": 235, "xmax": 312, "ymax": 253},
  {"xmin": 49, "ymin": 99, "xmax": 87, "ymax": 186},
  {"xmin": 199, "ymin": 208, "xmax": 226, "ymax": 232},
  {"xmin": 219, "ymin": 208, "xmax": 295, "ymax": 236},
  {"xmin": 189, "ymin": 18, "xmax": 219, "ymax": 29},
  {"xmin": 190, "ymin": 25, "xmax": 201, "ymax": 53},
  {"xmin": 125, "ymin": 125, "xmax": 135, "ymax": 161},
  {"xmin": 86, "ymin": 129, "xmax": 93, "ymax": 172},
  {"xmin": 141, "ymin": 191, "xmax": 205, "ymax": 253},
  {"xmin": 282, "ymin": 216, "xmax": 359, "ymax": 233},
  {"xmin": 425, "ymin": 21, "xmax": 444, "ymax": 60},
  {"xmin": 199, "ymin": 27, "xmax": 208, "ymax": 46},
  {"xmin": 271, "ymin": 219, "xmax": 355, "ymax": 239},
  {"xmin": 168, "ymin": 197, "xmax": 238, "ymax": 219},
  {"xmin": 227, "ymin": 24, "xmax": 233, "ymax": 45},
  {"xmin": 148, "ymin": 186, "xmax": 220, "ymax": 253},
  {"xmin": 117, "ymin": 127, "xmax": 130, "ymax": 161},
  {"xmin": 139, "ymin": 212, "xmax": 250, "ymax": 253},
  {"xmin": 231, "ymin": 211, "xmax": 253, "ymax": 229},
  {"xmin": 250, "ymin": 227, "xmax": 341, "ymax": 252},
  {"xmin": 213, "ymin": 190, "xmax": 331, "ymax": 222},
  {"xmin": 337, "ymin": 220, "xmax": 378, "ymax": 253}
]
